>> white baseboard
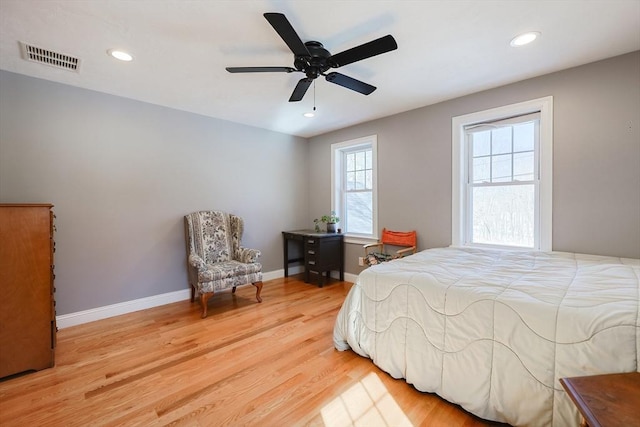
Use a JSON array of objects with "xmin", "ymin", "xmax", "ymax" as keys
[
  {"xmin": 261, "ymin": 265, "xmax": 304, "ymax": 281},
  {"xmin": 343, "ymin": 272, "xmax": 359, "ymax": 283},
  {"xmin": 56, "ymin": 288, "xmax": 191, "ymax": 329},
  {"xmin": 55, "ymin": 265, "xmax": 315, "ymax": 329}
]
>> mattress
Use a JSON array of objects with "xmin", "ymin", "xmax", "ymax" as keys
[{"xmin": 333, "ymin": 247, "xmax": 640, "ymax": 426}]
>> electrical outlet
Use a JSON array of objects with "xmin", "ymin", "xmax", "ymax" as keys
[{"xmin": 358, "ymin": 256, "xmax": 365, "ymax": 266}]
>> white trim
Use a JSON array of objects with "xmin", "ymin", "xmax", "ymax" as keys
[
  {"xmin": 452, "ymin": 96, "xmax": 553, "ymax": 251},
  {"xmin": 344, "ymin": 236, "xmax": 377, "ymax": 245},
  {"xmin": 328, "ymin": 270, "xmax": 359, "ymax": 283},
  {"xmin": 56, "ymin": 288, "xmax": 191, "ymax": 329},
  {"xmin": 55, "ymin": 265, "xmax": 304, "ymax": 329},
  {"xmin": 262, "ymin": 266, "xmax": 304, "ymax": 282},
  {"xmin": 343, "ymin": 272, "xmax": 360, "ymax": 283}
]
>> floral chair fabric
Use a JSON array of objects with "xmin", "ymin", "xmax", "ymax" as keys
[{"xmin": 184, "ymin": 211, "xmax": 263, "ymax": 318}]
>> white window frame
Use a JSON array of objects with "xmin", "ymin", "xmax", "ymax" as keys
[
  {"xmin": 452, "ymin": 97, "xmax": 553, "ymax": 251},
  {"xmin": 331, "ymin": 135, "xmax": 378, "ymax": 244}
]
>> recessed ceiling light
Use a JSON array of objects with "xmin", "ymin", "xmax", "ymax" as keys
[
  {"xmin": 510, "ymin": 32, "xmax": 540, "ymax": 47},
  {"xmin": 303, "ymin": 112, "xmax": 315, "ymax": 118},
  {"xmin": 107, "ymin": 49, "xmax": 133, "ymax": 61}
]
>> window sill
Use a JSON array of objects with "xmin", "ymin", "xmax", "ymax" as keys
[{"xmin": 344, "ymin": 236, "xmax": 378, "ymax": 245}]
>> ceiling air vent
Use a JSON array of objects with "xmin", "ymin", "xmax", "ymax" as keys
[{"xmin": 19, "ymin": 42, "xmax": 80, "ymax": 72}]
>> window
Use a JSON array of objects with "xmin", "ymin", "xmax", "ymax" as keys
[
  {"xmin": 331, "ymin": 135, "xmax": 377, "ymax": 240},
  {"xmin": 452, "ymin": 97, "xmax": 553, "ymax": 250}
]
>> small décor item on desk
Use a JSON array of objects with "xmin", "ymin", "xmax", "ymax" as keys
[
  {"xmin": 560, "ymin": 372, "xmax": 640, "ymax": 427},
  {"xmin": 314, "ymin": 211, "xmax": 340, "ymax": 233}
]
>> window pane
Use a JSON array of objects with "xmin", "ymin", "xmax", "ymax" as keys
[
  {"xmin": 346, "ymin": 153, "xmax": 354, "ymax": 172},
  {"xmin": 514, "ymin": 151, "xmax": 534, "ymax": 181},
  {"xmin": 513, "ymin": 122, "xmax": 535, "ymax": 152},
  {"xmin": 492, "ymin": 127, "xmax": 512, "ymax": 155},
  {"xmin": 472, "ymin": 131, "xmax": 491, "ymax": 156},
  {"xmin": 355, "ymin": 151, "xmax": 365, "ymax": 170},
  {"xmin": 366, "ymin": 170, "xmax": 372, "ymax": 189},
  {"xmin": 471, "ymin": 184, "xmax": 534, "ymax": 247},
  {"xmin": 346, "ymin": 171, "xmax": 355, "ymax": 190},
  {"xmin": 491, "ymin": 153, "xmax": 512, "ymax": 182},
  {"xmin": 365, "ymin": 150, "xmax": 372, "ymax": 169},
  {"xmin": 355, "ymin": 171, "xmax": 365, "ymax": 190},
  {"xmin": 346, "ymin": 192, "xmax": 372, "ymax": 234},
  {"xmin": 472, "ymin": 156, "xmax": 490, "ymax": 183}
]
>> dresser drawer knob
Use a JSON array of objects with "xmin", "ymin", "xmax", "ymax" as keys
[
  {"xmin": 308, "ymin": 260, "xmax": 316, "ymax": 265},
  {"xmin": 308, "ymin": 239, "xmax": 315, "ymax": 244},
  {"xmin": 308, "ymin": 250, "xmax": 315, "ymax": 255}
]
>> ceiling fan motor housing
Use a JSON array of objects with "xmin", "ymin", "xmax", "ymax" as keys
[{"xmin": 295, "ymin": 41, "xmax": 331, "ymax": 80}]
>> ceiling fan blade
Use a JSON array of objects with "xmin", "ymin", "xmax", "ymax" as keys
[
  {"xmin": 264, "ymin": 13, "xmax": 310, "ymax": 58},
  {"xmin": 328, "ymin": 35, "xmax": 397, "ymax": 68},
  {"xmin": 289, "ymin": 78, "xmax": 312, "ymax": 102},
  {"xmin": 325, "ymin": 72, "xmax": 376, "ymax": 95},
  {"xmin": 226, "ymin": 66, "xmax": 296, "ymax": 73}
]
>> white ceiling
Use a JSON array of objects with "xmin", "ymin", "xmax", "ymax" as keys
[{"xmin": 1, "ymin": 1, "xmax": 639, "ymax": 138}]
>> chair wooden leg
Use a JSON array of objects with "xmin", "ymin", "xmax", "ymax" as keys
[
  {"xmin": 190, "ymin": 285, "xmax": 195, "ymax": 302},
  {"xmin": 232, "ymin": 286, "xmax": 237, "ymax": 294},
  {"xmin": 253, "ymin": 281, "xmax": 263, "ymax": 303},
  {"xmin": 199, "ymin": 292, "xmax": 214, "ymax": 318}
]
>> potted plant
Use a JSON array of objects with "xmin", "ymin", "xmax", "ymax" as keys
[{"xmin": 315, "ymin": 211, "xmax": 340, "ymax": 233}]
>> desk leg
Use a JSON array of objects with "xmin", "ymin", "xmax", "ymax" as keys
[
  {"xmin": 340, "ymin": 240, "xmax": 344, "ymax": 281},
  {"xmin": 283, "ymin": 235, "xmax": 289, "ymax": 277}
]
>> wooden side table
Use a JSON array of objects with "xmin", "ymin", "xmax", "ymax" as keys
[{"xmin": 560, "ymin": 372, "xmax": 640, "ymax": 427}]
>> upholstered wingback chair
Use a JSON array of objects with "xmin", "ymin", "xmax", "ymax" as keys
[{"xmin": 184, "ymin": 211, "xmax": 263, "ymax": 318}]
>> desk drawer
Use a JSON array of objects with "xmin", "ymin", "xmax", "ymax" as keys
[
  {"xmin": 305, "ymin": 244, "xmax": 318, "ymax": 267},
  {"xmin": 305, "ymin": 238, "xmax": 319, "ymax": 266},
  {"xmin": 305, "ymin": 238, "xmax": 341, "ymax": 270},
  {"xmin": 305, "ymin": 238, "xmax": 319, "ymax": 249}
]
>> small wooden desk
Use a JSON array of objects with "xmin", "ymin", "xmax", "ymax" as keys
[
  {"xmin": 560, "ymin": 372, "xmax": 640, "ymax": 427},
  {"xmin": 282, "ymin": 230, "xmax": 344, "ymax": 287}
]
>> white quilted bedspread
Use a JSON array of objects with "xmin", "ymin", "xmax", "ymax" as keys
[{"xmin": 333, "ymin": 247, "xmax": 640, "ymax": 426}]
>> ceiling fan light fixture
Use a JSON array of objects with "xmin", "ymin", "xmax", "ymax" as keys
[
  {"xmin": 510, "ymin": 32, "xmax": 540, "ymax": 47},
  {"xmin": 108, "ymin": 49, "xmax": 133, "ymax": 61},
  {"xmin": 303, "ymin": 112, "xmax": 315, "ymax": 118}
]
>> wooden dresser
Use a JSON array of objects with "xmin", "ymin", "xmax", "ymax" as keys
[{"xmin": 0, "ymin": 204, "xmax": 56, "ymax": 378}]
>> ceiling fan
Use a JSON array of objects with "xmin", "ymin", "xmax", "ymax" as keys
[{"xmin": 226, "ymin": 13, "xmax": 398, "ymax": 102}]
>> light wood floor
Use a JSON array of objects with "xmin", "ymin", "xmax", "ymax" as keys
[{"xmin": 0, "ymin": 275, "xmax": 507, "ymax": 427}]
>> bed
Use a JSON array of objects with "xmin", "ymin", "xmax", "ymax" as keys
[{"xmin": 333, "ymin": 247, "xmax": 639, "ymax": 426}]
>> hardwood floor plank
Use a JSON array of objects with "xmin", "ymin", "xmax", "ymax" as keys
[{"xmin": 0, "ymin": 275, "xmax": 507, "ymax": 427}]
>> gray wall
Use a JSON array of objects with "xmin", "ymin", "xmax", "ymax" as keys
[
  {"xmin": 310, "ymin": 51, "xmax": 640, "ymax": 273},
  {"xmin": 2, "ymin": 51, "xmax": 638, "ymax": 314},
  {"xmin": 0, "ymin": 70, "xmax": 309, "ymax": 315}
]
